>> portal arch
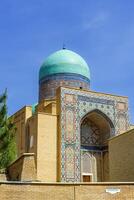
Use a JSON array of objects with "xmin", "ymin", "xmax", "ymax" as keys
[{"xmin": 80, "ymin": 109, "xmax": 115, "ymax": 182}]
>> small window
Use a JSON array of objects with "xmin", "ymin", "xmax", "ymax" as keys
[
  {"xmin": 30, "ymin": 135, "xmax": 34, "ymax": 148},
  {"xmin": 83, "ymin": 174, "xmax": 93, "ymax": 182}
]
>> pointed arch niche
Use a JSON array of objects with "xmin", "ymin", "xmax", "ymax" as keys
[{"xmin": 80, "ymin": 109, "xmax": 115, "ymax": 182}]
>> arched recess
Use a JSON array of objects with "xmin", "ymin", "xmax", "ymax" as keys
[{"xmin": 80, "ymin": 109, "xmax": 115, "ymax": 182}]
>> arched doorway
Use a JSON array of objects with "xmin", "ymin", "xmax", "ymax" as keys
[{"xmin": 80, "ymin": 109, "xmax": 114, "ymax": 182}]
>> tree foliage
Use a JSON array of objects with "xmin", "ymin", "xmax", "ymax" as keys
[{"xmin": 0, "ymin": 89, "xmax": 17, "ymax": 170}]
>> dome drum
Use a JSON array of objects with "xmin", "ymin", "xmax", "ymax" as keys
[{"xmin": 39, "ymin": 73, "xmax": 90, "ymax": 101}]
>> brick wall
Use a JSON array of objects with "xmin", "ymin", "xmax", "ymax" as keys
[
  {"xmin": 109, "ymin": 129, "xmax": 134, "ymax": 181},
  {"xmin": 36, "ymin": 113, "xmax": 57, "ymax": 182},
  {"xmin": 0, "ymin": 182, "xmax": 134, "ymax": 200},
  {"xmin": 10, "ymin": 106, "xmax": 32, "ymax": 156},
  {"xmin": 7, "ymin": 153, "xmax": 36, "ymax": 181}
]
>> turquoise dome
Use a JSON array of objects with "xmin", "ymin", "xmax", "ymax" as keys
[{"xmin": 39, "ymin": 49, "xmax": 90, "ymax": 80}]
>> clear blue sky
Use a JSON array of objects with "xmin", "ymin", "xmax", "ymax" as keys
[{"xmin": 0, "ymin": 0, "xmax": 134, "ymax": 123}]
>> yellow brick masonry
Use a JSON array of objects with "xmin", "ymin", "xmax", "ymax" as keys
[
  {"xmin": 109, "ymin": 128, "xmax": 134, "ymax": 182},
  {"xmin": 7, "ymin": 153, "xmax": 36, "ymax": 181},
  {"xmin": 0, "ymin": 182, "xmax": 134, "ymax": 200}
]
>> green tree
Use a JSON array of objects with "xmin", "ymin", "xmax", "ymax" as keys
[{"xmin": 0, "ymin": 89, "xmax": 16, "ymax": 170}]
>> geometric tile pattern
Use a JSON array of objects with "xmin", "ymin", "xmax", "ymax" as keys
[
  {"xmin": 59, "ymin": 87, "xmax": 130, "ymax": 182},
  {"xmin": 81, "ymin": 119, "xmax": 103, "ymax": 146}
]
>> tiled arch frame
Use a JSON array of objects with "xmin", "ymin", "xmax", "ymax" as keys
[
  {"xmin": 59, "ymin": 87, "xmax": 129, "ymax": 182},
  {"xmin": 80, "ymin": 108, "xmax": 115, "ymax": 138}
]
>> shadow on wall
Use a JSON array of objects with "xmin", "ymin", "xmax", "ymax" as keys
[{"xmin": 6, "ymin": 153, "xmax": 36, "ymax": 181}]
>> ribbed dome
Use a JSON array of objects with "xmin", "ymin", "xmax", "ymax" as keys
[{"xmin": 39, "ymin": 49, "xmax": 90, "ymax": 81}]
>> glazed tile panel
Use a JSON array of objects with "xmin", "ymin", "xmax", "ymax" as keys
[
  {"xmin": 39, "ymin": 73, "xmax": 90, "ymax": 101},
  {"xmin": 60, "ymin": 87, "xmax": 129, "ymax": 182}
]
